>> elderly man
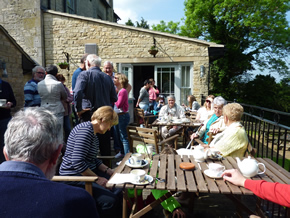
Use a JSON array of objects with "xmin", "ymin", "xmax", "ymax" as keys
[
  {"xmin": 103, "ymin": 60, "xmax": 132, "ymax": 94},
  {"xmin": 24, "ymin": 66, "xmax": 45, "ymax": 107},
  {"xmin": 38, "ymin": 65, "xmax": 67, "ymax": 142},
  {"xmin": 0, "ymin": 107, "xmax": 99, "ymax": 217},
  {"xmin": 74, "ymin": 54, "xmax": 117, "ymax": 156},
  {"xmin": 159, "ymin": 95, "xmax": 185, "ymax": 139}
]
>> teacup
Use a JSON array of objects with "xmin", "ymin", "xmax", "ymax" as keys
[
  {"xmin": 0, "ymin": 99, "xmax": 6, "ymax": 107},
  {"xmin": 209, "ymin": 148, "xmax": 221, "ymax": 157},
  {"xmin": 208, "ymin": 163, "xmax": 225, "ymax": 175},
  {"xmin": 129, "ymin": 153, "xmax": 142, "ymax": 166},
  {"xmin": 130, "ymin": 169, "xmax": 146, "ymax": 182}
]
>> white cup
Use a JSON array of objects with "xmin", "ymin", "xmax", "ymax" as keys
[
  {"xmin": 129, "ymin": 153, "xmax": 142, "ymax": 166},
  {"xmin": 131, "ymin": 169, "xmax": 146, "ymax": 182},
  {"xmin": 208, "ymin": 163, "xmax": 225, "ymax": 174},
  {"xmin": 0, "ymin": 99, "xmax": 6, "ymax": 106}
]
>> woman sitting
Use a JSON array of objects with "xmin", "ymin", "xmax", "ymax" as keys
[
  {"xmin": 196, "ymin": 95, "xmax": 215, "ymax": 121},
  {"xmin": 59, "ymin": 106, "xmax": 122, "ymax": 217},
  {"xmin": 209, "ymin": 103, "xmax": 249, "ymax": 158},
  {"xmin": 154, "ymin": 95, "xmax": 165, "ymax": 113},
  {"xmin": 191, "ymin": 96, "xmax": 227, "ymax": 144},
  {"xmin": 182, "ymin": 95, "xmax": 200, "ymax": 111}
]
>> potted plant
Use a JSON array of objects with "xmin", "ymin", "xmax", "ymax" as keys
[
  {"xmin": 57, "ymin": 61, "xmax": 69, "ymax": 69},
  {"xmin": 148, "ymin": 46, "xmax": 158, "ymax": 56}
]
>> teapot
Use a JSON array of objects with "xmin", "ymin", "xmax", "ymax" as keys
[
  {"xmin": 193, "ymin": 145, "xmax": 209, "ymax": 162},
  {"xmin": 236, "ymin": 156, "xmax": 266, "ymax": 177}
]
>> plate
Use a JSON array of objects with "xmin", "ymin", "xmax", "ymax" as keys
[
  {"xmin": 181, "ymin": 118, "xmax": 191, "ymax": 123},
  {"xmin": 204, "ymin": 169, "xmax": 223, "ymax": 179},
  {"xmin": 208, "ymin": 154, "xmax": 223, "ymax": 160},
  {"xmin": 173, "ymin": 120, "xmax": 183, "ymax": 124},
  {"xmin": 125, "ymin": 159, "xmax": 149, "ymax": 168},
  {"xmin": 130, "ymin": 175, "xmax": 153, "ymax": 185},
  {"xmin": 158, "ymin": 121, "xmax": 168, "ymax": 124}
]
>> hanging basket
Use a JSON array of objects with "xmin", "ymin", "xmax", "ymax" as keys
[
  {"xmin": 58, "ymin": 63, "xmax": 69, "ymax": 69},
  {"xmin": 148, "ymin": 49, "xmax": 158, "ymax": 56}
]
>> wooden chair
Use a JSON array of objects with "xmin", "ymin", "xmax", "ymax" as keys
[
  {"xmin": 134, "ymin": 108, "xmax": 158, "ymax": 128},
  {"xmin": 127, "ymin": 126, "xmax": 179, "ymax": 154},
  {"xmin": 51, "ymin": 176, "xmax": 98, "ymax": 196}
]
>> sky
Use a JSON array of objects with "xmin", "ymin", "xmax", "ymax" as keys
[{"xmin": 114, "ymin": 1, "xmax": 289, "ymax": 82}]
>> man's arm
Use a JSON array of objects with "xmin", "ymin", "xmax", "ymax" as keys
[{"xmin": 74, "ymin": 72, "xmax": 87, "ymax": 112}]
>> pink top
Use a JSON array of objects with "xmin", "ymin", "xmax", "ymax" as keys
[
  {"xmin": 149, "ymin": 87, "xmax": 159, "ymax": 101},
  {"xmin": 115, "ymin": 88, "xmax": 129, "ymax": 112},
  {"xmin": 244, "ymin": 179, "xmax": 290, "ymax": 207}
]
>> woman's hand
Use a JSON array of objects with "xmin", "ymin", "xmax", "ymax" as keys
[
  {"xmin": 211, "ymin": 128, "xmax": 220, "ymax": 134},
  {"xmin": 96, "ymin": 176, "xmax": 108, "ymax": 188},
  {"xmin": 172, "ymin": 208, "xmax": 186, "ymax": 218},
  {"xmin": 221, "ymin": 169, "xmax": 246, "ymax": 187},
  {"xmin": 190, "ymin": 133, "xmax": 199, "ymax": 140}
]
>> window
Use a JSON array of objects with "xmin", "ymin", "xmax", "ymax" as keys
[
  {"xmin": 157, "ymin": 67, "xmax": 175, "ymax": 98},
  {"xmin": 180, "ymin": 65, "xmax": 191, "ymax": 104},
  {"xmin": 67, "ymin": 0, "xmax": 76, "ymax": 14}
]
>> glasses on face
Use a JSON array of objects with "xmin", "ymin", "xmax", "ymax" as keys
[
  {"xmin": 206, "ymin": 100, "xmax": 211, "ymax": 103},
  {"xmin": 37, "ymin": 72, "xmax": 45, "ymax": 75}
]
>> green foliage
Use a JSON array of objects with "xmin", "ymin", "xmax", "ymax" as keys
[
  {"xmin": 183, "ymin": 0, "xmax": 290, "ymax": 100},
  {"xmin": 136, "ymin": 17, "xmax": 150, "ymax": 29},
  {"xmin": 152, "ymin": 20, "xmax": 181, "ymax": 34},
  {"xmin": 57, "ymin": 61, "xmax": 69, "ymax": 66},
  {"xmin": 125, "ymin": 18, "xmax": 134, "ymax": 26}
]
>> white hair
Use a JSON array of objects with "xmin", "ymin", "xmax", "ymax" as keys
[
  {"xmin": 213, "ymin": 96, "xmax": 227, "ymax": 106},
  {"xmin": 86, "ymin": 54, "xmax": 102, "ymax": 67},
  {"xmin": 104, "ymin": 60, "xmax": 113, "ymax": 67},
  {"xmin": 4, "ymin": 107, "xmax": 61, "ymax": 165}
]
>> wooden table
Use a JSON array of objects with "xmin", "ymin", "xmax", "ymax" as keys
[
  {"xmin": 107, "ymin": 153, "xmax": 290, "ymax": 218},
  {"xmin": 151, "ymin": 119, "xmax": 202, "ymax": 146}
]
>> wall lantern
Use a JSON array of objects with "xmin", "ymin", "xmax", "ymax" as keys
[
  {"xmin": 200, "ymin": 65, "xmax": 205, "ymax": 78},
  {"xmin": 0, "ymin": 59, "xmax": 8, "ymax": 78}
]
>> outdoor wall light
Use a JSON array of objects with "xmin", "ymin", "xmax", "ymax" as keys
[
  {"xmin": 200, "ymin": 65, "xmax": 205, "ymax": 78},
  {"xmin": 0, "ymin": 59, "xmax": 8, "ymax": 78}
]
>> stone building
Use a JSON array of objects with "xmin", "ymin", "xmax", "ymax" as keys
[
  {"xmin": 0, "ymin": 0, "xmax": 224, "ymax": 109},
  {"xmin": 0, "ymin": 25, "xmax": 36, "ymax": 113}
]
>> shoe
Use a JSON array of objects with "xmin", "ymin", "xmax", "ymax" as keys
[{"xmin": 115, "ymin": 151, "xmax": 124, "ymax": 158}]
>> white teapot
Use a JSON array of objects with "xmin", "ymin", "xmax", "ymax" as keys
[
  {"xmin": 193, "ymin": 145, "xmax": 209, "ymax": 162},
  {"xmin": 236, "ymin": 156, "xmax": 266, "ymax": 177}
]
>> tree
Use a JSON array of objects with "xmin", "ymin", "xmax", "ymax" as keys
[
  {"xmin": 136, "ymin": 17, "xmax": 150, "ymax": 29},
  {"xmin": 125, "ymin": 18, "xmax": 134, "ymax": 26},
  {"xmin": 182, "ymin": 0, "xmax": 290, "ymax": 99},
  {"xmin": 152, "ymin": 20, "xmax": 181, "ymax": 34}
]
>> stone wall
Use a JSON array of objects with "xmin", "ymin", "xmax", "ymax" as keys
[
  {"xmin": 43, "ymin": 11, "xmax": 211, "ymax": 101},
  {"xmin": 0, "ymin": 31, "xmax": 25, "ymax": 113},
  {"xmin": 0, "ymin": 0, "xmax": 44, "ymax": 65}
]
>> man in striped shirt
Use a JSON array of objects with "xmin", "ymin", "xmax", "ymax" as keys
[{"xmin": 24, "ymin": 66, "xmax": 45, "ymax": 107}]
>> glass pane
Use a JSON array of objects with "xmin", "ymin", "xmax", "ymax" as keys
[
  {"xmin": 122, "ymin": 67, "xmax": 129, "ymax": 77},
  {"xmin": 180, "ymin": 88, "xmax": 191, "ymax": 104}
]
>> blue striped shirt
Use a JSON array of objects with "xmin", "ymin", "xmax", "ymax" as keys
[
  {"xmin": 59, "ymin": 122, "xmax": 102, "ymax": 175},
  {"xmin": 24, "ymin": 79, "xmax": 41, "ymax": 107}
]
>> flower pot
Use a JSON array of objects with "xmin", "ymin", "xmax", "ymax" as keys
[
  {"xmin": 148, "ymin": 49, "xmax": 158, "ymax": 56},
  {"xmin": 59, "ymin": 64, "xmax": 68, "ymax": 69}
]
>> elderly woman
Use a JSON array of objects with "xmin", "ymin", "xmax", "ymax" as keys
[
  {"xmin": 113, "ymin": 73, "xmax": 130, "ymax": 155},
  {"xmin": 191, "ymin": 96, "xmax": 227, "ymax": 144},
  {"xmin": 209, "ymin": 103, "xmax": 249, "ymax": 158},
  {"xmin": 59, "ymin": 106, "xmax": 121, "ymax": 217},
  {"xmin": 196, "ymin": 94, "xmax": 215, "ymax": 121},
  {"xmin": 159, "ymin": 95, "xmax": 185, "ymax": 139}
]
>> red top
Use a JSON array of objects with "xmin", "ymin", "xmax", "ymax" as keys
[{"xmin": 244, "ymin": 179, "xmax": 290, "ymax": 207}]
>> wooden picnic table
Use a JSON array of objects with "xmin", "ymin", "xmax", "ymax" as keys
[{"xmin": 107, "ymin": 153, "xmax": 290, "ymax": 218}]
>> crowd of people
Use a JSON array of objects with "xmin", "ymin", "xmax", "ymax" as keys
[{"xmin": 0, "ymin": 52, "xmax": 288, "ymax": 217}]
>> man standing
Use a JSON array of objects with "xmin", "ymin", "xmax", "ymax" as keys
[
  {"xmin": 74, "ymin": 54, "xmax": 117, "ymax": 156},
  {"xmin": 0, "ymin": 107, "xmax": 99, "ymax": 217},
  {"xmin": 71, "ymin": 53, "xmax": 88, "ymax": 125},
  {"xmin": 38, "ymin": 65, "xmax": 67, "ymax": 142},
  {"xmin": 24, "ymin": 66, "xmax": 45, "ymax": 107}
]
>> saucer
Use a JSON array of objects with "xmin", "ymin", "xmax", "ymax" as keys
[
  {"xmin": 130, "ymin": 175, "xmax": 153, "ymax": 185},
  {"xmin": 204, "ymin": 169, "xmax": 223, "ymax": 179},
  {"xmin": 125, "ymin": 159, "xmax": 149, "ymax": 168},
  {"xmin": 173, "ymin": 120, "xmax": 183, "ymax": 124}
]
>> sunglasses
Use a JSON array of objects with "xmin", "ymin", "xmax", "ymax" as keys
[{"xmin": 206, "ymin": 100, "xmax": 212, "ymax": 103}]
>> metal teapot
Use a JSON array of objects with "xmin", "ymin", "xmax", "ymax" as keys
[{"xmin": 236, "ymin": 156, "xmax": 266, "ymax": 177}]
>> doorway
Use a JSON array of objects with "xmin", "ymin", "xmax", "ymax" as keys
[{"xmin": 133, "ymin": 66, "xmax": 154, "ymax": 104}]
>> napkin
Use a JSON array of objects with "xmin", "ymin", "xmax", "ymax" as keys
[{"xmin": 107, "ymin": 173, "xmax": 137, "ymax": 184}]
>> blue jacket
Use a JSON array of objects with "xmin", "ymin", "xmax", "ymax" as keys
[
  {"xmin": 0, "ymin": 161, "xmax": 99, "ymax": 218},
  {"xmin": 73, "ymin": 66, "xmax": 117, "ymax": 112}
]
